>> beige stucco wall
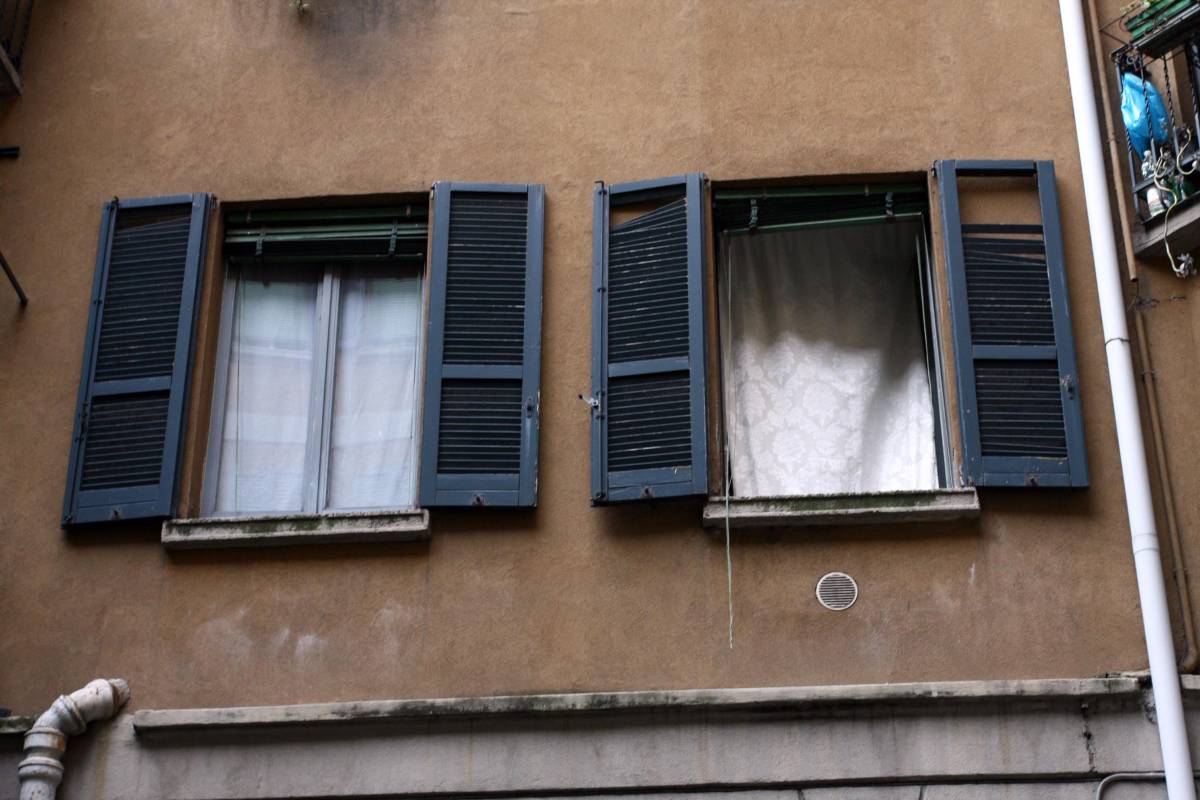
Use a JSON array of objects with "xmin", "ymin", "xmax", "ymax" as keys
[{"xmin": 0, "ymin": 0, "xmax": 1155, "ymax": 713}]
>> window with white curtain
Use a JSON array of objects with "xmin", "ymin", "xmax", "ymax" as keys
[
  {"xmin": 714, "ymin": 184, "xmax": 950, "ymax": 499},
  {"xmin": 207, "ymin": 263, "xmax": 423, "ymax": 515}
]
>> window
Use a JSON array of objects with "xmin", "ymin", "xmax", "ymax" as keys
[
  {"xmin": 65, "ymin": 184, "xmax": 545, "ymax": 530},
  {"xmin": 712, "ymin": 184, "xmax": 949, "ymax": 497},
  {"xmin": 589, "ymin": 164, "xmax": 1087, "ymax": 514},
  {"xmin": 206, "ymin": 262, "xmax": 423, "ymax": 515}
]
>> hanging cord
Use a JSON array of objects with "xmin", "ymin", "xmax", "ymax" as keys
[{"xmin": 721, "ymin": 233, "xmax": 735, "ymax": 650}]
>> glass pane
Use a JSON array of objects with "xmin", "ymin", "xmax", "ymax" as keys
[
  {"xmin": 214, "ymin": 268, "xmax": 319, "ymax": 514},
  {"xmin": 325, "ymin": 268, "xmax": 422, "ymax": 510}
]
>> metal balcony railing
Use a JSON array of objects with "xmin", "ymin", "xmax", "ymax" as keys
[{"xmin": 1103, "ymin": 3, "xmax": 1200, "ymax": 273}]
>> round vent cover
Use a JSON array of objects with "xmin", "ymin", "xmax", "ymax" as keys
[{"xmin": 816, "ymin": 572, "xmax": 858, "ymax": 611}]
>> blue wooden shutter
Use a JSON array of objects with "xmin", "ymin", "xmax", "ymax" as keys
[
  {"xmin": 590, "ymin": 173, "xmax": 709, "ymax": 503},
  {"xmin": 419, "ymin": 182, "xmax": 544, "ymax": 507},
  {"xmin": 937, "ymin": 160, "xmax": 1088, "ymax": 488},
  {"xmin": 63, "ymin": 194, "xmax": 211, "ymax": 525}
]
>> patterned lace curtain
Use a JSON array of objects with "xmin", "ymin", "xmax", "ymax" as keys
[{"xmin": 720, "ymin": 221, "xmax": 938, "ymax": 497}]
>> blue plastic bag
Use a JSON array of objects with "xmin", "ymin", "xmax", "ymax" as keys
[{"xmin": 1121, "ymin": 71, "xmax": 1170, "ymax": 157}]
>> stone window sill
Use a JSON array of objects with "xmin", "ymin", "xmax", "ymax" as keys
[
  {"xmin": 161, "ymin": 509, "xmax": 430, "ymax": 550},
  {"xmin": 701, "ymin": 488, "xmax": 980, "ymax": 529}
]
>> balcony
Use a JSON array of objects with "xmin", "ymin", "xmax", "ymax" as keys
[
  {"xmin": 1106, "ymin": 2, "xmax": 1200, "ymax": 267},
  {"xmin": 0, "ymin": 0, "xmax": 33, "ymax": 98}
]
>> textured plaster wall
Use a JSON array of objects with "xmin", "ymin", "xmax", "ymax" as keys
[{"xmin": 0, "ymin": 0, "xmax": 1151, "ymax": 713}]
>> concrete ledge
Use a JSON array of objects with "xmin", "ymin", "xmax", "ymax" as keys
[
  {"xmin": 161, "ymin": 509, "xmax": 430, "ymax": 550},
  {"xmin": 702, "ymin": 489, "xmax": 980, "ymax": 529},
  {"xmin": 133, "ymin": 677, "xmax": 1140, "ymax": 733}
]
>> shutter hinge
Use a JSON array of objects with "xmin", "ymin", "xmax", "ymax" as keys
[
  {"xmin": 388, "ymin": 220, "xmax": 399, "ymax": 257},
  {"xmin": 748, "ymin": 198, "xmax": 759, "ymax": 232},
  {"xmin": 255, "ymin": 226, "xmax": 265, "ymax": 258},
  {"xmin": 885, "ymin": 192, "xmax": 895, "ymax": 223}
]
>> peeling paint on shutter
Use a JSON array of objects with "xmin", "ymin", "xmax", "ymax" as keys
[
  {"xmin": 63, "ymin": 194, "xmax": 211, "ymax": 525},
  {"xmin": 591, "ymin": 173, "xmax": 709, "ymax": 503},
  {"xmin": 937, "ymin": 160, "xmax": 1087, "ymax": 488},
  {"xmin": 419, "ymin": 182, "xmax": 544, "ymax": 507}
]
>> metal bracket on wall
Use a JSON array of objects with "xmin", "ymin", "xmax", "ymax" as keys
[
  {"xmin": 0, "ymin": 146, "xmax": 25, "ymax": 306},
  {"xmin": 1, "ymin": 244, "xmax": 26, "ymax": 306}
]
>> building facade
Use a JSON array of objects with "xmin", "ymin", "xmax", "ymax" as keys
[{"xmin": 2, "ymin": 1, "xmax": 1200, "ymax": 797}]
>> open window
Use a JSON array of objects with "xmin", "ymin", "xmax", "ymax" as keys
[
  {"xmin": 590, "ymin": 163, "xmax": 1087, "ymax": 526},
  {"xmin": 711, "ymin": 182, "xmax": 951, "ymax": 499}
]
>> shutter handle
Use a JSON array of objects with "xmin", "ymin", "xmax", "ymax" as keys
[{"xmin": 578, "ymin": 393, "xmax": 601, "ymax": 418}]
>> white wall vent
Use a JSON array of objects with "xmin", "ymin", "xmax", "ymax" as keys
[{"xmin": 816, "ymin": 572, "xmax": 858, "ymax": 611}]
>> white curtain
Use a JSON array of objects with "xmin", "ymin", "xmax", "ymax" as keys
[
  {"xmin": 213, "ymin": 267, "xmax": 422, "ymax": 515},
  {"xmin": 214, "ymin": 272, "xmax": 318, "ymax": 514},
  {"xmin": 720, "ymin": 221, "xmax": 938, "ymax": 497},
  {"xmin": 325, "ymin": 270, "xmax": 422, "ymax": 510}
]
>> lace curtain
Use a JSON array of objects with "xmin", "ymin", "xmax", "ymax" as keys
[{"xmin": 719, "ymin": 221, "xmax": 939, "ymax": 497}]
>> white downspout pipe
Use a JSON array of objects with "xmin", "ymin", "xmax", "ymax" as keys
[
  {"xmin": 17, "ymin": 679, "xmax": 130, "ymax": 800},
  {"xmin": 1058, "ymin": 3, "xmax": 1196, "ymax": 797}
]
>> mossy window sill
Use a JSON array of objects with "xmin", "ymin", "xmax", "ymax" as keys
[
  {"xmin": 161, "ymin": 509, "xmax": 430, "ymax": 550},
  {"xmin": 701, "ymin": 488, "xmax": 980, "ymax": 529}
]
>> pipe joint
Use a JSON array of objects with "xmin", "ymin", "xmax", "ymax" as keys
[
  {"xmin": 1134, "ymin": 531, "xmax": 1164, "ymax": 556},
  {"xmin": 17, "ymin": 679, "xmax": 130, "ymax": 800}
]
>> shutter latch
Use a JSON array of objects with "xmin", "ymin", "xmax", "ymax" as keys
[
  {"xmin": 525, "ymin": 396, "xmax": 536, "ymax": 418},
  {"xmin": 1061, "ymin": 374, "xmax": 1077, "ymax": 399}
]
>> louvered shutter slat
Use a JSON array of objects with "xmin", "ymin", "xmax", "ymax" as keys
[
  {"xmin": 590, "ymin": 173, "xmax": 709, "ymax": 503},
  {"xmin": 63, "ymin": 194, "xmax": 211, "ymax": 525},
  {"xmin": 419, "ymin": 182, "xmax": 544, "ymax": 507},
  {"xmin": 937, "ymin": 160, "xmax": 1087, "ymax": 488}
]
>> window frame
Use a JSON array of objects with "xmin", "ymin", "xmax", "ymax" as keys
[{"xmin": 200, "ymin": 258, "xmax": 426, "ymax": 518}]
